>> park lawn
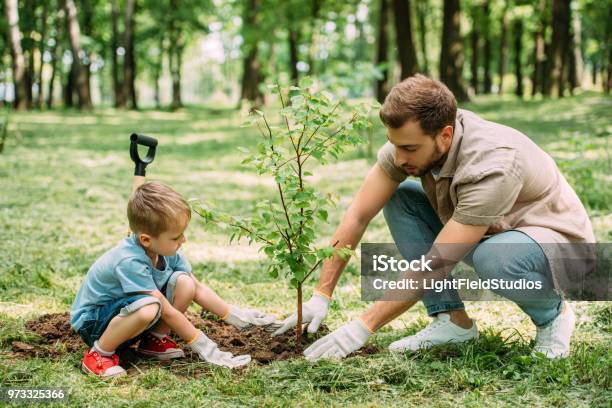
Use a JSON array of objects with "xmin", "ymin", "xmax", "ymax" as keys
[{"xmin": 0, "ymin": 93, "xmax": 610, "ymax": 407}]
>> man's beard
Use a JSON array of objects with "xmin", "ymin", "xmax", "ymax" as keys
[{"xmin": 406, "ymin": 144, "xmax": 447, "ymax": 177}]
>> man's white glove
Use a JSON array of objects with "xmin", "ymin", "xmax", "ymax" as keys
[
  {"xmin": 303, "ymin": 319, "xmax": 371, "ymax": 362},
  {"xmin": 272, "ymin": 292, "xmax": 330, "ymax": 336},
  {"xmin": 223, "ymin": 305, "xmax": 277, "ymax": 330},
  {"xmin": 189, "ymin": 332, "xmax": 251, "ymax": 368}
]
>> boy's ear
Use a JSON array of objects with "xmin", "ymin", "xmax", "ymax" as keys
[{"xmin": 138, "ymin": 233, "xmax": 152, "ymax": 248}]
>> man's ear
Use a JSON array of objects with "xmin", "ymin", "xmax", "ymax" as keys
[
  {"xmin": 436, "ymin": 125, "xmax": 454, "ymax": 150},
  {"xmin": 138, "ymin": 233, "xmax": 152, "ymax": 248}
]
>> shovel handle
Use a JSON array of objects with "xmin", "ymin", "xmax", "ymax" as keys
[{"xmin": 130, "ymin": 133, "xmax": 158, "ymax": 177}]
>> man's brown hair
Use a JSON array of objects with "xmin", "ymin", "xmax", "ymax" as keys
[
  {"xmin": 127, "ymin": 182, "xmax": 191, "ymax": 237},
  {"xmin": 379, "ymin": 74, "xmax": 457, "ymax": 135}
]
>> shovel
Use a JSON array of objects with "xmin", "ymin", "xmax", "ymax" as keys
[{"xmin": 128, "ymin": 133, "xmax": 158, "ymax": 236}]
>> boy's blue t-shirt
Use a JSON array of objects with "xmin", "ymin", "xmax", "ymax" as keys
[{"xmin": 70, "ymin": 234, "xmax": 192, "ymax": 331}]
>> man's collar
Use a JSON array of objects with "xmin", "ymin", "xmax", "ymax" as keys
[{"xmin": 438, "ymin": 110, "xmax": 464, "ymax": 178}]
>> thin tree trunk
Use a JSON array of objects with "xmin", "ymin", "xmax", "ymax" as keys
[
  {"xmin": 482, "ymin": 0, "xmax": 492, "ymax": 93},
  {"xmin": 36, "ymin": 2, "xmax": 48, "ymax": 109},
  {"xmin": 5, "ymin": 0, "xmax": 27, "ymax": 110},
  {"xmin": 287, "ymin": 8, "xmax": 300, "ymax": 86},
  {"xmin": 64, "ymin": 61, "xmax": 75, "ymax": 107},
  {"xmin": 154, "ymin": 35, "xmax": 163, "ymax": 109},
  {"xmin": 546, "ymin": 0, "xmax": 570, "ymax": 98},
  {"xmin": 81, "ymin": 0, "xmax": 94, "ymax": 104},
  {"xmin": 605, "ymin": 5, "xmax": 612, "ymax": 94},
  {"xmin": 393, "ymin": 0, "xmax": 419, "ymax": 79},
  {"xmin": 498, "ymin": 1, "xmax": 509, "ymax": 95},
  {"xmin": 306, "ymin": 0, "xmax": 322, "ymax": 76},
  {"xmin": 26, "ymin": 48, "xmax": 34, "ymax": 107},
  {"xmin": 440, "ymin": 0, "xmax": 468, "ymax": 101},
  {"xmin": 46, "ymin": 19, "xmax": 61, "ymax": 109},
  {"xmin": 470, "ymin": 6, "xmax": 479, "ymax": 94},
  {"xmin": 514, "ymin": 19, "xmax": 524, "ymax": 97},
  {"xmin": 64, "ymin": 0, "xmax": 92, "ymax": 109},
  {"xmin": 124, "ymin": 0, "xmax": 137, "ymax": 109},
  {"xmin": 531, "ymin": 0, "xmax": 546, "ymax": 96},
  {"xmin": 296, "ymin": 283, "xmax": 303, "ymax": 345},
  {"xmin": 375, "ymin": 0, "xmax": 390, "ymax": 103},
  {"xmin": 171, "ymin": 46, "xmax": 183, "ymax": 109},
  {"xmin": 415, "ymin": 0, "xmax": 429, "ymax": 75},
  {"xmin": 111, "ymin": 0, "xmax": 125, "ymax": 107},
  {"xmin": 569, "ymin": 7, "xmax": 583, "ymax": 91},
  {"xmin": 239, "ymin": 0, "xmax": 264, "ymax": 107}
]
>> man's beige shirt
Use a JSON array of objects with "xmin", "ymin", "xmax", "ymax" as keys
[{"xmin": 377, "ymin": 109, "xmax": 595, "ymax": 246}]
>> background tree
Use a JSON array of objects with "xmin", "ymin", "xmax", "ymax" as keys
[
  {"xmin": 374, "ymin": 0, "xmax": 390, "ymax": 103},
  {"xmin": 392, "ymin": 0, "xmax": 418, "ymax": 79},
  {"xmin": 64, "ymin": 0, "xmax": 92, "ymax": 109},
  {"xmin": 440, "ymin": 0, "xmax": 469, "ymax": 101},
  {"xmin": 5, "ymin": 0, "xmax": 27, "ymax": 110},
  {"xmin": 546, "ymin": 0, "xmax": 571, "ymax": 97}
]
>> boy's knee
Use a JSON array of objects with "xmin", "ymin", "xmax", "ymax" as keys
[
  {"xmin": 134, "ymin": 303, "xmax": 161, "ymax": 325},
  {"xmin": 175, "ymin": 273, "xmax": 196, "ymax": 298}
]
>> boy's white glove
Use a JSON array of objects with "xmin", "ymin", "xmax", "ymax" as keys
[
  {"xmin": 303, "ymin": 319, "xmax": 371, "ymax": 362},
  {"xmin": 223, "ymin": 305, "xmax": 277, "ymax": 329},
  {"xmin": 189, "ymin": 332, "xmax": 251, "ymax": 368},
  {"xmin": 272, "ymin": 292, "xmax": 330, "ymax": 336}
]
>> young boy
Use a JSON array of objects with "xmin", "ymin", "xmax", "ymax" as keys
[{"xmin": 71, "ymin": 182, "xmax": 276, "ymax": 377}]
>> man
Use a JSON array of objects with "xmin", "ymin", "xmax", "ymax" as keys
[{"xmin": 273, "ymin": 75, "xmax": 594, "ymax": 360}]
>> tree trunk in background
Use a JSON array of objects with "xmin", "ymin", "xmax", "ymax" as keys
[
  {"xmin": 26, "ymin": 48, "xmax": 34, "ymax": 106},
  {"xmin": 513, "ymin": 19, "xmax": 524, "ymax": 97},
  {"xmin": 64, "ymin": 62, "xmax": 75, "ymax": 107},
  {"xmin": 498, "ymin": 1, "xmax": 509, "ymax": 95},
  {"xmin": 392, "ymin": 0, "xmax": 419, "ymax": 79},
  {"xmin": 440, "ymin": 0, "xmax": 468, "ymax": 101},
  {"xmin": 5, "ymin": 0, "xmax": 28, "ymax": 110},
  {"xmin": 46, "ymin": 20, "xmax": 61, "ymax": 109},
  {"xmin": 64, "ymin": 0, "xmax": 92, "ymax": 109},
  {"xmin": 306, "ymin": 0, "xmax": 322, "ymax": 76},
  {"xmin": 240, "ymin": 0, "xmax": 264, "ymax": 107},
  {"xmin": 568, "ymin": 7, "xmax": 583, "ymax": 91},
  {"xmin": 605, "ymin": 6, "xmax": 612, "ymax": 94},
  {"xmin": 546, "ymin": 0, "xmax": 570, "ymax": 98},
  {"xmin": 36, "ymin": 2, "xmax": 48, "ymax": 108},
  {"xmin": 531, "ymin": 0, "xmax": 546, "ymax": 96},
  {"xmin": 470, "ymin": 6, "xmax": 479, "ymax": 94},
  {"xmin": 111, "ymin": 0, "xmax": 125, "ymax": 108},
  {"xmin": 124, "ymin": 0, "xmax": 137, "ymax": 109},
  {"xmin": 24, "ymin": 0, "xmax": 35, "ymax": 107},
  {"xmin": 81, "ymin": 0, "xmax": 94, "ymax": 102},
  {"xmin": 154, "ymin": 35, "xmax": 163, "ymax": 109},
  {"xmin": 171, "ymin": 45, "xmax": 183, "ymax": 109},
  {"xmin": 287, "ymin": 9, "xmax": 300, "ymax": 86},
  {"xmin": 375, "ymin": 0, "xmax": 390, "ymax": 103},
  {"xmin": 482, "ymin": 0, "xmax": 492, "ymax": 93},
  {"xmin": 415, "ymin": 0, "xmax": 429, "ymax": 75}
]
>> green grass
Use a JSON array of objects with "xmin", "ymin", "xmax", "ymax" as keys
[{"xmin": 0, "ymin": 93, "xmax": 610, "ymax": 407}]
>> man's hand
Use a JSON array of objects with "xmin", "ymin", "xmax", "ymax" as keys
[
  {"xmin": 189, "ymin": 332, "xmax": 251, "ymax": 368},
  {"xmin": 272, "ymin": 292, "xmax": 330, "ymax": 336},
  {"xmin": 223, "ymin": 305, "xmax": 277, "ymax": 330},
  {"xmin": 303, "ymin": 319, "xmax": 371, "ymax": 361}
]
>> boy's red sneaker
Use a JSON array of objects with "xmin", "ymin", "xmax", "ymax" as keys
[
  {"xmin": 138, "ymin": 333, "xmax": 185, "ymax": 360},
  {"xmin": 81, "ymin": 350, "xmax": 126, "ymax": 378}
]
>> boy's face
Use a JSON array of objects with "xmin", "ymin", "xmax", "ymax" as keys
[{"xmin": 138, "ymin": 214, "xmax": 189, "ymax": 258}]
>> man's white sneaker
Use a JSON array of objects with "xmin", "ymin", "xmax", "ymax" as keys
[
  {"xmin": 388, "ymin": 313, "xmax": 478, "ymax": 353},
  {"xmin": 532, "ymin": 302, "xmax": 575, "ymax": 359}
]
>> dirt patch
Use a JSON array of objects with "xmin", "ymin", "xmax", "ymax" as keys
[{"xmin": 13, "ymin": 312, "xmax": 380, "ymax": 365}]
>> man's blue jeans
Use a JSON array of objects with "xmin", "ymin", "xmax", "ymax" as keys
[{"xmin": 383, "ymin": 180, "xmax": 563, "ymax": 328}]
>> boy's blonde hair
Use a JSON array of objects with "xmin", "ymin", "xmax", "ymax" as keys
[{"xmin": 127, "ymin": 182, "xmax": 191, "ymax": 237}]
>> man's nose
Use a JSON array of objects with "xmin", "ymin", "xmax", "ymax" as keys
[{"xmin": 394, "ymin": 149, "xmax": 407, "ymax": 167}]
